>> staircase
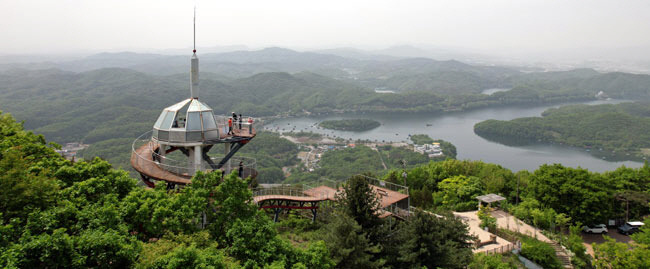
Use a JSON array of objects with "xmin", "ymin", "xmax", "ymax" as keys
[{"xmin": 550, "ymin": 242, "xmax": 573, "ymax": 269}]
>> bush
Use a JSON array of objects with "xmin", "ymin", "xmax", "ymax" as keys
[
  {"xmin": 469, "ymin": 253, "xmax": 518, "ymax": 269},
  {"xmin": 520, "ymin": 237, "xmax": 562, "ymax": 269},
  {"xmin": 477, "ymin": 206, "xmax": 497, "ymax": 232},
  {"xmin": 565, "ymin": 225, "xmax": 590, "ymax": 268},
  {"xmin": 277, "ymin": 214, "xmax": 318, "ymax": 233}
]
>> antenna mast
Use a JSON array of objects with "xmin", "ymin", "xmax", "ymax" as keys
[
  {"xmin": 193, "ymin": 6, "xmax": 196, "ymax": 52},
  {"xmin": 190, "ymin": 7, "xmax": 199, "ymax": 98}
]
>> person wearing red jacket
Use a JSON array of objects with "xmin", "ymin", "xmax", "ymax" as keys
[{"xmin": 228, "ymin": 117, "xmax": 233, "ymax": 135}]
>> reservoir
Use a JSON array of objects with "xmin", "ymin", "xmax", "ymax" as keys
[{"xmin": 264, "ymin": 100, "xmax": 644, "ymax": 172}]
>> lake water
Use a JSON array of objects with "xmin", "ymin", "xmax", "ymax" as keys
[
  {"xmin": 264, "ymin": 100, "xmax": 644, "ymax": 172},
  {"xmin": 481, "ymin": 88, "xmax": 511, "ymax": 95}
]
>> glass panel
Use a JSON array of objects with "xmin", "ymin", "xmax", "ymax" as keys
[
  {"xmin": 201, "ymin": 112, "xmax": 216, "ymax": 129},
  {"xmin": 153, "ymin": 111, "xmax": 167, "ymax": 128},
  {"xmin": 169, "ymin": 130, "xmax": 185, "ymax": 142},
  {"xmin": 205, "ymin": 130, "xmax": 219, "ymax": 140},
  {"xmin": 158, "ymin": 130, "xmax": 169, "ymax": 141},
  {"xmin": 187, "ymin": 99, "xmax": 212, "ymax": 112},
  {"xmin": 188, "ymin": 100, "xmax": 199, "ymax": 112},
  {"xmin": 187, "ymin": 131, "xmax": 202, "ymax": 141},
  {"xmin": 166, "ymin": 98, "xmax": 191, "ymax": 111},
  {"xmin": 187, "ymin": 112, "xmax": 202, "ymax": 131},
  {"xmin": 160, "ymin": 111, "xmax": 175, "ymax": 130}
]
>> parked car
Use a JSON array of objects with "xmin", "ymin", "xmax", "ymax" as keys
[
  {"xmin": 617, "ymin": 221, "xmax": 645, "ymax": 235},
  {"xmin": 582, "ymin": 224, "xmax": 608, "ymax": 234}
]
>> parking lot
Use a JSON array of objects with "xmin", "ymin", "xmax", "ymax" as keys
[{"xmin": 581, "ymin": 228, "xmax": 634, "ymax": 256}]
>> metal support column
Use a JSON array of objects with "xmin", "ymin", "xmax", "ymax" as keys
[
  {"xmin": 224, "ymin": 143, "xmax": 231, "ymax": 173},
  {"xmin": 311, "ymin": 202, "xmax": 318, "ymax": 222},
  {"xmin": 194, "ymin": 145, "xmax": 202, "ymax": 173},
  {"xmin": 159, "ymin": 144, "xmax": 166, "ymax": 164},
  {"xmin": 187, "ymin": 147, "xmax": 195, "ymax": 175}
]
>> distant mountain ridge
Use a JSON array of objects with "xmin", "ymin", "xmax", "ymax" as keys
[{"xmin": 0, "ymin": 47, "xmax": 523, "ymax": 95}]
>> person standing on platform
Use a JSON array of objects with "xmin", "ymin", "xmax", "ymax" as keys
[
  {"xmin": 239, "ymin": 114, "xmax": 243, "ymax": 129},
  {"xmin": 228, "ymin": 117, "xmax": 233, "ymax": 135},
  {"xmin": 232, "ymin": 112, "xmax": 237, "ymax": 122},
  {"xmin": 248, "ymin": 117, "xmax": 254, "ymax": 134}
]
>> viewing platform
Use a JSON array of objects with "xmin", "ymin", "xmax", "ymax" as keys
[
  {"xmin": 130, "ymin": 34, "xmax": 258, "ymax": 189},
  {"xmin": 131, "ymin": 130, "xmax": 257, "ymax": 187},
  {"xmin": 252, "ymin": 177, "xmax": 410, "ymax": 221}
]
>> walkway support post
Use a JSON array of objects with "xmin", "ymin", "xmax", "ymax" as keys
[{"xmin": 194, "ymin": 145, "xmax": 202, "ymax": 173}]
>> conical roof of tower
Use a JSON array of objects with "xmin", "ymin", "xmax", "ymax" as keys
[{"xmin": 152, "ymin": 98, "xmax": 220, "ymax": 144}]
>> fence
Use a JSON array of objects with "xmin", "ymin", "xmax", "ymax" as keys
[
  {"xmin": 133, "ymin": 131, "xmax": 256, "ymax": 177},
  {"xmin": 252, "ymin": 183, "xmax": 334, "ymax": 201},
  {"xmin": 382, "ymin": 203, "xmax": 411, "ymax": 218},
  {"xmin": 357, "ymin": 174, "xmax": 409, "ymax": 195},
  {"xmin": 215, "ymin": 115, "xmax": 255, "ymax": 136},
  {"xmin": 477, "ymin": 242, "xmax": 519, "ymax": 255},
  {"xmin": 311, "ymin": 178, "xmax": 340, "ymax": 190}
]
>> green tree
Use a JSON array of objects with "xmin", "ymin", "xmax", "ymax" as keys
[
  {"xmin": 75, "ymin": 229, "xmax": 142, "ymax": 268},
  {"xmin": 435, "ymin": 175, "xmax": 483, "ymax": 211},
  {"xmin": 527, "ymin": 164, "xmax": 613, "ymax": 224},
  {"xmin": 13, "ymin": 228, "xmax": 84, "ymax": 269},
  {"xmin": 206, "ymin": 172, "xmax": 257, "ymax": 241},
  {"xmin": 323, "ymin": 212, "xmax": 383, "ymax": 269},
  {"xmin": 396, "ymin": 211, "xmax": 475, "ymax": 269},
  {"xmin": 593, "ymin": 237, "xmax": 650, "ymax": 269},
  {"xmin": 0, "ymin": 150, "xmax": 59, "ymax": 222},
  {"xmin": 336, "ymin": 175, "xmax": 384, "ymax": 241},
  {"xmin": 136, "ymin": 231, "xmax": 227, "ymax": 269}
]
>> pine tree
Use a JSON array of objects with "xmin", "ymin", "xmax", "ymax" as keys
[
  {"xmin": 336, "ymin": 174, "xmax": 384, "ymax": 242},
  {"xmin": 324, "ymin": 212, "xmax": 383, "ymax": 269}
]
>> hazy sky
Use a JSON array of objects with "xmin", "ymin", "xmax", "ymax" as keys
[{"xmin": 2, "ymin": 0, "xmax": 650, "ymax": 54}]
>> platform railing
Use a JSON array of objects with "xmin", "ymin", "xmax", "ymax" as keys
[
  {"xmin": 356, "ymin": 174, "xmax": 409, "ymax": 195},
  {"xmin": 252, "ymin": 184, "xmax": 332, "ymax": 200},
  {"xmin": 133, "ymin": 131, "xmax": 257, "ymax": 178},
  {"xmin": 382, "ymin": 203, "xmax": 412, "ymax": 218},
  {"xmin": 214, "ymin": 116, "xmax": 256, "ymax": 136},
  {"xmin": 133, "ymin": 131, "xmax": 198, "ymax": 177},
  {"xmin": 151, "ymin": 149, "xmax": 257, "ymax": 173}
]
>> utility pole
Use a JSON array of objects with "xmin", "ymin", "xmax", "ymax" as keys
[
  {"xmin": 516, "ymin": 174, "xmax": 520, "ymax": 205},
  {"xmin": 400, "ymin": 159, "xmax": 407, "ymax": 186}
]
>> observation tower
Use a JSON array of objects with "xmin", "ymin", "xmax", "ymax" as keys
[{"xmin": 131, "ymin": 13, "xmax": 256, "ymax": 188}]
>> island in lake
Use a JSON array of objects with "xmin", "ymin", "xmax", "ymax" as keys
[
  {"xmin": 473, "ymin": 102, "xmax": 650, "ymax": 161},
  {"xmin": 319, "ymin": 119, "xmax": 381, "ymax": 132}
]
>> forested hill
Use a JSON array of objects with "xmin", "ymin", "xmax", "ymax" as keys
[
  {"xmin": 4, "ymin": 48, "xmax": 650, "ymax": 99},
  {"xmin": 474, "ymin": 102, "xmax": 650, "ymax": 159},
  {"xmin": 1, "ymin": 65, "xmax": 650, "ymax": 163},
  {"xmin": 0, "ymin": 68, "xmax": 369, "ymax": 141},
  {"xmin": 2, "ymin": 49, "xmax": 650, "ymax": 172},
  {"xmin": 0, "ymin": 48, "xmax": 512, "ymax": 80}
]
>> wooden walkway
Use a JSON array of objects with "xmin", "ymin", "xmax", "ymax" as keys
[
  {"xmin": 299, "ymin": 185, "xmax": 408, "ymax": 208},
  {"xmin": 253, "ymin": 195, "xmax": 326, "ymax": 204},
  {"xmin": 131, "ymin": 142, "xmax": 192, "ymax": 185},
  {"xmin": 252, "ymin": 184, "xmax": 409, "ymax": 221},
  {"xmin": 370, "ymin": 185, "xmax": 409, "ymax": 208},
  {"xmin": 303, "ymin": 185, "xmax": 338, "ymax": 200}
]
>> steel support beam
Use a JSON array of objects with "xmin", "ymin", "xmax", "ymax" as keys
[{"xmin": 216, "ymin": 142, "xmax": 246, "ymax": 169}]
